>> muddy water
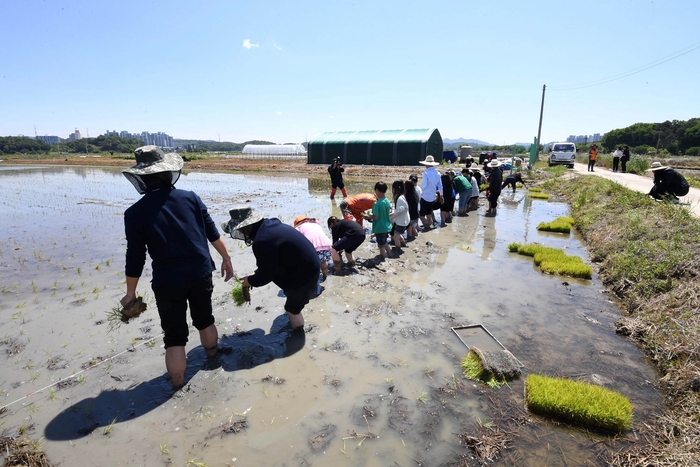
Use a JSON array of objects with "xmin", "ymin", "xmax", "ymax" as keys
[{"xmin": 0, "ymin": 166, "xmax": 662, "ymax": 466}]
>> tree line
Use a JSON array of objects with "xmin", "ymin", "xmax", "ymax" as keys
[{"xmin": 600, "ymin": 118, "xmax": 700, "ymax": 155}]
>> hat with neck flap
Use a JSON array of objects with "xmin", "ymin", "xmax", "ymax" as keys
[{"xmin": 122, "ymin": 145, "xmax": 184, "ymax": 194}]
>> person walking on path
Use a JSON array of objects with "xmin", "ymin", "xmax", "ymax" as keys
[
  {"xmin": 588, "ymin": 144, "xmax": 598, "ymax": 172},
  {"xmin": 339, "ymin": 193, "xmax": 376, "ymax": 227},
  {"xmin": 327, "ymin": 216, "xmax": 366, "ymax": 273},
  {"xmin": 227, "ymin": 207, "xmax": 320, "ymax": 331},
  {"xmin": 647, "ymin": 162, "xmax": 690, "ymax": 202},
  {"xmin": 621, "ymin": 145, "xmax": 630, "ymax": 173},
  {"xmin": 121, "ymin": 145, "xmax": 234, "ymax": 390},
  {"xmin": 294, "ymin": 216, "xmax": 333, "ymax": 280},
  {"xmin": 485, "ymin": 159, "xmax": 503, "ymax": 216},
  {"xmin": 612, "ymin": 146, "xmax": 623, "ymax": 172},
  {"xmin": 328, "ymin": 157, "xmax": 347, "ymax": 199},
  {"xmin": 365, "ymin": 181, "xmax": 393, "ymax": 259},
  {"xmin": 418, "ymin": 155, "xmax": 442, "ymax": 229}
]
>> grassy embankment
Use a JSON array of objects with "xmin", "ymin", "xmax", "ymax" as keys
[{"xmin": 543, "ymin": 173, "xmax": 700, "ymax": 466}]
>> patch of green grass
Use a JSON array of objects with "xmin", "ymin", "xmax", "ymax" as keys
[
  {"xmin": 537, "ymin": 216, "xmax": 575, "ymax": 233},
  {"xmin": 230, "ymin": 279, "xmax": 246, "ymax": 307},
  {"xmin": 525, "ymin": 374, "xmax": 633, "ymax": 433},
  {"xmin": 460, "ymin": 351, "xmax": 503, "ymax": 389},
  {"xmin": 507, "ymin": 242, "xmax": 521, "ymax": 253}
]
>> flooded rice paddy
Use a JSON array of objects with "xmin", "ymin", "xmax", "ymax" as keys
[{"xmin": 0, "ymin": 165, "xmax": 663, "ymax": 466}]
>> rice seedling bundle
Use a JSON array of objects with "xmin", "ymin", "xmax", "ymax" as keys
[{"xmin": 525, "ymin": 374, "xmax": 633, "ymax": 433}]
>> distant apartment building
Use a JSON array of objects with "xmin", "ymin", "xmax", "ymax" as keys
[
  {"xmin": 566, "ymin": 133, "xmax": 604, "ymax": 144},
  {"xmin": 35, "ymin": 135, "xmax": 60, "ymax": 144},
  {"xmin": 68, "ymin": 129, "xmax": 82, "ymax": 141},
  {"xmin": 105, "ymin": 130, "xmax": 174, "ymax": 148}
]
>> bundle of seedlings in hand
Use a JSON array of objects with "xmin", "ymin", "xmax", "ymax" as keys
[
  {"xmin": 537, "ymin": 216, "xmax": 575, "ymax": 234},
  {"xmin": 525, "ymin": 374, "xmax": 633, "ymax": 433},
  {"xmin": 106, "ymin": 296, "xmax": 147, "ymax": 332},
  {"xmin": 230, "ymin": 279, "xmax": 251, "ymax": 306}
]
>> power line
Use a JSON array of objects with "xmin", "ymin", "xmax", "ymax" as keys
[{"xmin": 549, "ymin": 40, "xmax": 700, "ymax": 91}]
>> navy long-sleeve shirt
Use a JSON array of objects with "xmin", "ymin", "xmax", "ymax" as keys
[
  {"xmin": 124, "ymin": 185, "xmax": 219, "ymax": 287},
  {"xmin": 248, "ymin": 219, "xmax": 320, "ymax": 290}
]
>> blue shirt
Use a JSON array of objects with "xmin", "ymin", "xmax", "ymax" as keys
[{"xmin": 124, "ymin": 185, "xmax": 219, "ymax": 287}]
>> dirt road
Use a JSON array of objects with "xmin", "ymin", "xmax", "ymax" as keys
[{"xmin": 572, "ymin": 162, "xmax": 700, "ymax": 216}]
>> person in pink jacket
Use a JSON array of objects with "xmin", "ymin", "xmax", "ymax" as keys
[{"xmin": 294, "ymin": 216, "xmax": 333, "ymax": 279}]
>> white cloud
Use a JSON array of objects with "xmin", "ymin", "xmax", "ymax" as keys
[
  {"xmin": 242, "ymin": 39, "xmax": 259, "ymax": 50},
  {"xmin": 328, "ymin": 115, "xmax": 334, "ymax": 119},
  {"xmin": 276, "ymin": 111, "xmax": 282, "ymax": 115},
  {"xmin": 272, "ymin": 42, "xmax": 283, "ymax": 51}
]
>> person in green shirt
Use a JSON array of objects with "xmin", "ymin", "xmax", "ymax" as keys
[
  {"xmin": 365, "ymin": 181, "xmax": 392, "ymax": 259},
  {"xmin": 452, "ymin": 170, "xmax": 473, "ymax": 216}
]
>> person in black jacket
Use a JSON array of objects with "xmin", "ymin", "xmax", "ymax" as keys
[
  {"xmin": 328, "ymin": 157, "xmax": 348, "ymax": 199},
  {"xmin": 327, "ymin": 216, "xmax": 366, "ymax": 273},
  {"xmin": 121, "ymin": 145, "xmax": 234, "ymax": 389},
  {"xmin": 226, "ymin": 207, "xmax": 320, "ymax": 330},
  {"xmin": 485, "ymin": 159, "xmax": 503, "ymax": 216},
  {"xmin": 647, "ymin": 162, "xmax": 689, "ymax": 202},
  {"xmin": 621, "ymin": 145, "xmax": 631, "ymax": 173}
]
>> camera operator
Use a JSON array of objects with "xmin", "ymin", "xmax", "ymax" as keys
[{"xmin": 328, "ymin": 156, "xmax": 347, "ymax": 199}]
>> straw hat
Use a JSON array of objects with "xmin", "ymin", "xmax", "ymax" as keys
[
  {"xmin": 122, "ymin": 145, "xmax": 184, "ymax": 194},
  {"xmin": 469, "ymin": 163, "xmax": 479, "ymax": 170},
  {"xmin": 487, "ymin": 159, "xmax": 501, "ymax": 168},
  {"xmin": 419, "ymin": 155, "xmax": 440, "ymax": 167},
  {"xmin": 647, "ymin": 161, "xmax": 668, "ymax": 171}
]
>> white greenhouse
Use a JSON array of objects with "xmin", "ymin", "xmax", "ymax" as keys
[{"xmin": 242, "ymin": 144, "xmax": 307, "ymax": 156}]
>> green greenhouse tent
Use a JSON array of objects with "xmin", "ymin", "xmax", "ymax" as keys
[{"xmin": 307, "ymin": 128, "xmax": 443, "ymax": 166}]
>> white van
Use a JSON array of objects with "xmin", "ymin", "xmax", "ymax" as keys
[{"xmin": 548, "ymin": 142, "xmax": 577, "ymax": 168}]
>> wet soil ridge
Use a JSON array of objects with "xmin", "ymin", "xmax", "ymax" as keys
[{"xmin": 548, "ymin": 174, "xmax": 700, "ymax": 465}]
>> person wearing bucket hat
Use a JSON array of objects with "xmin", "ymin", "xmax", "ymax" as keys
[
  {"xmin": 418, "ymin": 155, "xmax": 442, "ymax": 228},
  {"xmin": 293, "ymin": 216, "xmax": 333, "ymax": 280},
  {"xmin": 225, "ymin": 206, "xmax": 321, "ymax": 330},
  {"xmin": 120, "ymin": 145, "xmax": 234, "ymax": 390},
  {"xmin": 485, "ymin": 159, "xmax": 503, "ymax": 216},
  {"xmin": 647, "ymin": 161, "xmax": 689, "ymax": 202}
]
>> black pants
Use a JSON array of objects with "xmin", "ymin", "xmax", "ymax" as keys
[
  {"xmin": 612, "ymin": 157, "xmax": 619, "ymax": 172},
  {"xmin": 621, "ymin": 158, "xmax": 628, "ymax": 172},
  {"xmin": 588, "ymin": 159, "xmax": 596, "ymax": 171}
]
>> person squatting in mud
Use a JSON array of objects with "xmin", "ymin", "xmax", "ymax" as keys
[
  {"xmin": 293, "ymin": 216, "xmax": 333, "ymax": 280},
  {"xmin": 225, "ymin": 207, "xmax": 320, "ymax": 331},
  {"xmin": 121, "ymin": 145, "xmax": 234, "ymax": 390},
  {"xmin": 339, "ymin": 193, "xmax": 376, "ymax": 227},
  {"xmin": 647, "ymin": 161, "xmax": 690, "ymax": 203},
  {"xmin": 501, "ymin": 171, "xmax": 527, "ymax": 193},
  {"xmin": 327, "ymin": 215, "xmax": 366, "ymax": 273}
]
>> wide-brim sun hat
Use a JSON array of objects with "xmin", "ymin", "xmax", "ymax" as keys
[
  {"xmin": 647, "ymin": 161, "xmax": 668, "ymax": 171},
  {"xmin": 122, "ymin": 145, "xmax": 184, "ymax": 194},
  {"xmin": 223, "ymin": 206, "xmax": 265, "ymax": 240},
  {"xmin": 487, "ymin": 159, "xmax": 501, "ymax": 168},
  {"xmin": 419, "ymin": 155, "xmax": 440, "ymax": 167}
]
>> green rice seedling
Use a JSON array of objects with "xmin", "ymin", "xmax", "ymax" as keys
[
  {"xmin": 540, "ymin": 257, "xmax": 593, "ymax": 279},
  {"xmin": 103, "ymin": 418, "xmax": 117, "ymax": 435},
  {"xmin": 106, "ymin": 259, "xmax": 111, "ymax": 267},
  {"xmin": 528, "ymin": 187, "xmax": 543, "ymax": 192},
  {"xmin": 529, "ymin": 192, "xmax": 550, "ymax": 200},
  {"xmin": 460, "ymin": 351, "xmax": 503, "ymax": 388},
  {"xmin": 186, "ymin": 457, "xmax": 207, "ymax": 467},
  {"xmin": 16, "ymin": 302, "xmax": 27, "ymax": 309},
  {"xmin": 417, "ymin": 391, "xmax": 427, "ymax": 403},
  {"xmin": 27, "ymin": 404, "xmax": 40, "ymax": 413},
  {"xmin": 532, "ymin": 250, "xmax": 568, "ymax": 267},
  {"xmin": 77, "ymin": 267, "xmax": 82, "ymax": 276},
  {"xmin": 525, "ymin": 374, "xmax": 633, "ymax": 433},
  {"xmin": 48, "ymin": 388, "xmax": 57, "ymax": 401},
  {"xmin": 67, "ymin": 284, "xmax": 73, "ymax": 290},
  {"xmin": 507, "ymin": 242, "xmax": 521, "ymax": 253},
  {"xmin": 537, "ymin": 216, "xmax": 574, "ymax": 233},
  {"xmin": 230, "ymin": 279, "xmax": 246, "ymax": 306},
  {"xmin": 92, "ymin": 286, "xmax": 100, "ymax": 294},
  {"xmin": 95, "ymin": 264, "xmax": 101, "ymax": 271},
  {"xmin": 159, "ymin": 443, "xmax": 171, "ymax": 455},
  {"xmin": 516, "ymin": 244, "xmax": 561, "ymax": 258}
]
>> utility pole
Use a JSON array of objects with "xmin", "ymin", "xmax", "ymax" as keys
[{"xmin": 536, "ymin": 84, "xmax": 546, "ymax": 159}]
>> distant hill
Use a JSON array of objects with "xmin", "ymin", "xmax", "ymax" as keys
[{"xmin": 442, "ymin": 137, "xmax": 493, "ymax": 146}]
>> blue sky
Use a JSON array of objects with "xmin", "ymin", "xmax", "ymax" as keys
[{"xmin": 2, "ymin": 0, "xmax": 699, "ymax": 145}]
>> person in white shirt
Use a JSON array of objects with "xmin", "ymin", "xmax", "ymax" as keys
[
  {"xmin": 612, "ymin": 146, "xmax": 623, "ymax": 173},
  {"xmin": 418, "ymin": 156, "xmax": 442, "ymax": 229}
]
